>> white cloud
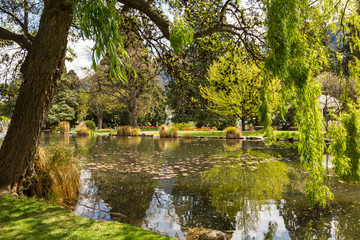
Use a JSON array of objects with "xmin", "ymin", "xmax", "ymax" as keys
[{"xmin": 65, "ymin": 39, "xmax": 94, "ymax": 78}]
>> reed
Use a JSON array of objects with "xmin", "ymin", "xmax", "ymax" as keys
[
  {"xmin": 59, "ymin": 121, "xmax": 70, "ymax": 134},
  {"xmin": 224, "ymin": 126, "xmax": 241, "ymax": 139},
  {"xmin": 76, "ymin": 122, "xmax": 90, "ymax": 136}
]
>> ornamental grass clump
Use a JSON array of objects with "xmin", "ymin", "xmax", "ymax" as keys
[
  {"xmin": 224, "ymin": 126, "xmax": 241, "ymax": 139},
  {"xmin": 183, "ymin": 133, "xmax": 194, "ymax": 139},
  {"xmin": 59, "ymin": 121, "xmax": 70, "ymax": 134},
  {"xmin": 132, "ymin": 127, "xmax": 141, "ymax": 136},
  {"xmin": 117, "ymin": 126, "xmax": 133, "ymax": 136},
  {"xmin": 159, "ymin": 125, "xmax": 179, "ymax": 138},
  {"xmin": 28, "ymin": 146, "xmax": 80, "ymax": 206},
  {"xmin": 159, "ymin": 124, "xmax": 168, "ymax": 138},
  {"xmin": 76, "ymin": 122, "xmax": 90, "ymax": 136}
]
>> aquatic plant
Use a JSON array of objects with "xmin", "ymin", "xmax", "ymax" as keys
[
  {"xmin": 224, "ymin": 127, "xmax": 241, "ymax": 139},
  {"xmin": 58, "ymin": 121, "xmax": 70, "ymax": 134},
  {"xmin": 159, "ymin": 124, "xmax": 168, "ymax": 138},
  {"xmin": 182, "ymin": 133, "xmax": 194, "ymax": 139},
  {"xmin": 27, "ymin": 146, "xmax": 80, "ymax": 206}
]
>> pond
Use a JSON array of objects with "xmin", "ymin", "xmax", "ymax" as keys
[{"xmin": 41, "ymin": 133, "xmax": 360, "ymax": 240}]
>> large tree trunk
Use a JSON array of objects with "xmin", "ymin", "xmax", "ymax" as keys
[{"xmin": 0, "ymin": 1, "xmax": 73, "ymax": 195}]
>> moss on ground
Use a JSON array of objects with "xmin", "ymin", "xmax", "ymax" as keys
[{"xmin": 0, "ymin": 196, "xmax": 173, "ymax": 240}]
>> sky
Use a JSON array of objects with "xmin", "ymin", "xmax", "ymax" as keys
[{"xmin": 65, "ymin": 39, "xmax": 94, "ymax": 79}]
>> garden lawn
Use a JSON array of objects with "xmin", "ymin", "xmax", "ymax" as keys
[{"xmin": 0, "ymin": 196, "xmax": 173, "ymax": 240}]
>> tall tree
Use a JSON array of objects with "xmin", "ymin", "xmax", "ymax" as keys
[
  {"xmin": 47, "ymin": 70, "xmax": 80, "ymax": 126},
  {"xmin": 200, "ymin": 49, "xmax": 263, "ymax": 130}
]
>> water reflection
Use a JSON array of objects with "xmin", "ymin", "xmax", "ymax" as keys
[
  {"xmin": 40, "ymin": 134, "xmax": 360, "ymax": 239},
  {"xmin": 74, "ymin": 169, "xmax": 112, "ymax": 221}
]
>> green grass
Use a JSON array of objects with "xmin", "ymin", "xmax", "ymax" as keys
[{"xmin": 0, "ymin": 196, "xmax": 173, "ymax": 240}]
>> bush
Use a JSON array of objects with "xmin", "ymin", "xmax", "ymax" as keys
[
  {"xmin": 27, "ymin": 146, "xmax": 80, "ymax": 206},
  {"xmin": 159, "ymin": 125, "xmax": 178, "ymax": 138},
  {"xmin": 224, "ymin": 126, "xmax": 241, "ymax": 139},
  {"xmin": 212, "ymin": 126, "xmax": 217, "ymax": 131},
  {"xmin": 170, "ymin": 122, "xmax": 196, "ymax": 131},
  {"xmin": 59, "ymin": 121, "xmax": 70, "ymax": 134},
  {"xmin": 76, "ymin": 122, "xmax": 90, "ymax": 136},
  {"xmin": 132, "ymin": 128, "xmax": 141, "ymax": 136},
  {"xmin": 84, "ymin": 120, "xmax": 96, "ymax": 131}
]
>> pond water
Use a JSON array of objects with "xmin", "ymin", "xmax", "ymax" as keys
[{"xmin": 41, "ymin": 133, "xmax": 360, "ymax": 240}]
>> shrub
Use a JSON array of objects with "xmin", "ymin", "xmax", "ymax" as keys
[
  {"xmin": 132, "ymin": 128, "xmax": 141, "ymax": 136},
  {"xmin": 84, "ymin": 120, "xmax": 96, "ymax": 131},
  {"xmin": 167, "ymin": 126, "xmax": 179, "ymax": 137},
  {"xmin": 28, "ymin": 146, "xmax": 80, "ymax": 206},
  {"xmin": 117, "ymin": 126, "xmax": 133, "ymax": 136},
  {"xmin": 59, "ymin": 121, "xmax": 70, "ymax": 134},
  {"xmin": 212, "ymin": 126, "xmax": 217, "ymax": 131},
  {"xmin": 170, "ymin": 122, "xmax": 196, "ymax": 131},
  {"xmin": 76, "ymin": 122, "xmax": 90, "ymax": 136},
  {"xmin": 224, "ymin": 126, "xmax": 241, "ymax": 139}
]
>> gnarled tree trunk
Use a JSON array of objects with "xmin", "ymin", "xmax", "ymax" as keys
[{"xmin": 0, "ymin": 1, "xmax": 73, "ymax": 195}]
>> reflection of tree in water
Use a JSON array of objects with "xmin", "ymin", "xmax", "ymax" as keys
[
  {"xmin": 171, "ymin": 175, "xmax": 233, "ymax": 230},
  {"xmin": 202, "ymin": 161, "xmax": 289, "ymax": 234},
  {"xmin": 92, "ymin": 169, "xmax": 157, "ymax": 226}
]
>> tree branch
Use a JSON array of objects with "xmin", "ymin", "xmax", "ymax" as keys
[{"xmin": 0, "ymin": 27, "xmax": 31, "ymax": 49}]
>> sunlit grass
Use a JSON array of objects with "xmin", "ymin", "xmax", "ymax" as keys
[{"xmin": 0, "ymin": 196, "xmax": 173, "ymax": 240}]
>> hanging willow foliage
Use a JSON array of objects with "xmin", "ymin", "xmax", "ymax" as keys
[
  {"xmin": 74, "ymin": 0, "xmax": 129, "ymax": 83},
  {"xmin": 261, "ymin": 0, "xmax": 338, "ymax": 207}
]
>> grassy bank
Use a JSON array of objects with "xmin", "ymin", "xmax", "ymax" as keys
[{"xmin": 0, "ymin": 196, "xmax": 172, "ymax": 240}]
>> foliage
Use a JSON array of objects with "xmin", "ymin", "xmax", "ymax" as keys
[
  {"xmin": 26, "ymin": 146, "xmax": 79, "ymax": 206},
  {"xmin": 117, "ymin": 126, "xmax": 140, "ymax": 136},
  {"xmin": 329, "ymin": 105, "xmax": 360, "ymax": 181},
  {"xmin": 261, "ymin": 0, "xmax": 336, "ymax": 207},
  {"xmin": 76, "ymin": 122, "xmax": 90, "ymax": 136},
  {"xmin": 201, "ymin": 48, "xmax": 264, "ymax": 122},
  {"xmin": 84, "ymin": 120, "xmax": 96, "ymax": 131},
  {"xmin": 0, "ymin": 196, "xmax": 172, "ymax": 240},
  {"xmin": 58, "ymin": 121, "xmax": 70, "ymax": 134},
  {"xmin": 48, "ymin": 70, "xmax": 80, "ymax": 125},
  {"xmin": 202, "ymin": 161, "xmax": 289, "ymax": 220},
  {"xmin": 182, "ymin": 133, "xmax": 194, "ymax": 139},
  {"xmin": 224, "ymin": 127, "xmax": 241, "ymax": 139},
  {"xmin": 169, "ymin": 122, "xmax": 195, "ymax": 131},
  {"xmin": 159, "ymin": 124, "xmax": 178, "ymax": 138},
  {"xmin": 170, "ymin": 17, "xmax": 194, "ymax": 55},
  {"xmin": 74, "ymin": 0, "xmax": 128, "ymax": 83}
]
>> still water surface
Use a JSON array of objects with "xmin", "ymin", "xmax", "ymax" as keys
[{"xmin": 41, "ymin": 133, "xmax": 360, "ymax": 240}]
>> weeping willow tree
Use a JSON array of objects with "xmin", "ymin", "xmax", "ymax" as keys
[{"xmin": 260, "ymin": 0, "xmax": 341, "ymax": 207}]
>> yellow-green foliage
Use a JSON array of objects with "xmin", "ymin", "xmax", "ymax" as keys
[
  {"xmin": 167, "ymin": 126, "xmax": 178, "ymax": 138},
  {"xmin": 59, "ymin": 121, "xmax": 70, "ymax": 134},
  {"xmin": 76, "ymin": 122, "xmax": 90, "ymax": 136},
  {"xmin": 224, "ymin": 127, "xmax": 241, "ymax": 139},
  {"xmin": 31, "ymin": 146, "xmax": 80, "ymax": 206},
  {"xmin": 50, "ymin": 125, "xmax": 58, "ymax": 132},
  {"xmin": 132, "ymin": 128, "xmax": 141, "ymax": 136},
  {"xmin": 159, "ymin": 125, "xmax": 178, "ymax": 138}
]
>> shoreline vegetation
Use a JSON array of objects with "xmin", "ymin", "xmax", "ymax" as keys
[
  {"xmin": 46, "ymin": 129, "xmax": 301, "ymax": 140},
  {"xmin": 0, "ymin": 195, "xmax": 173, "ymax": 240}
]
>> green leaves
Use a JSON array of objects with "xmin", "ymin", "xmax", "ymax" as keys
[
  {"xmin": 74, "ymin": 0, "xmax": 128, "ymax": 83},
  {"xmin": 170, "ymin": 17, "xmax": 194, "ymax": 55}
]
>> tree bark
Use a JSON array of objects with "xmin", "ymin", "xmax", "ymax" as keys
[
  {"xmin": 0, "ymin": 1, "xmax": 73, "ymax": 195},
  {"xmin": 241, "ymin": 117, "xmax": 246, "ymax": 131},
  {"xmin": 97, "ymin": 115, "xmax": 103, "ymax": 130}
]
